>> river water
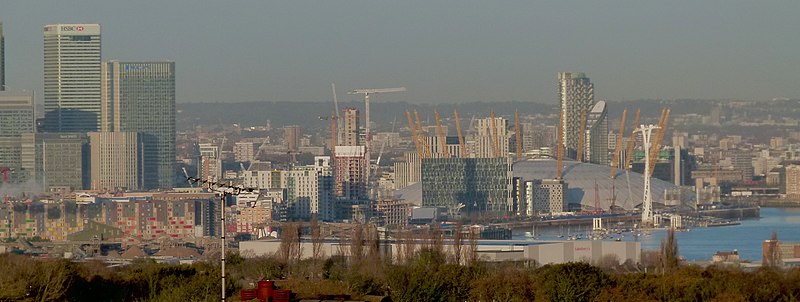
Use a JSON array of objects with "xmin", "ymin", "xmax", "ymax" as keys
[{"xmin": 514, "ymin": 207, "xmax": 800, "ymax": 261}]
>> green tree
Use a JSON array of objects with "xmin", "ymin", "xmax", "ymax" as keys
[{"xmin": 538, "ymin": 262, "xmax": 610, "ymax": 302}]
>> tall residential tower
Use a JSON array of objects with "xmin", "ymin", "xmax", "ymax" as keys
[
  {"xmin": 558, "ymin": 72, "xmax": 594, "ymax": 159},
  {"xmin": 101, "ymin": 61, "xmax": 176, "ymax": 189},
  {"xmin": 1, "ymin": 22, "xmax": 5, "ymax": 90},
  {"xmin": 43, "ymin": 24, "xmax": 102, "ymax": 132}
]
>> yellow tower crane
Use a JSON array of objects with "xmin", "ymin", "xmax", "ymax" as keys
[
  {"xmin": 434, "ymin": 111, "xmax": 450, "ymax": 158},
  {"xmin": 454, "ymin": 110, "xmax": 466, "ymax": 158},
  {"xmin": 610, "ymin": 109, "xmax": 628, "ymax": 179},
  {"xmin": 624, "ymin": 108, "xmax": 641, "ymax": 170},
  {"xmin": 490, "ymin": 111, "xmax": 499, "ymax": 158},
  {"xmin": 406, "ymin": 111, "xmax": 424, "ymax": 159},
  {"xmin": 515, "ymin": 110, "xmax": 523, "ymax": 160},
  {"xmin": 414, "ymin": 111, "xmax": 431, "ymax": 159}
]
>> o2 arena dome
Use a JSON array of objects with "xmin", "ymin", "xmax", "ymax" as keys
[{"xmin": 513, "ymin": 159, "xmax": 679, "ymax": 210}]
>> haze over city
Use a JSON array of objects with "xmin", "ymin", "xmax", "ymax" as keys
[
  {"xmin": 5, "ymin": 2, "xmax": 800, "ymax": 301},
  {"xmin": 3, "ymin": 1, "xmax": 800, "ymax": 103}
]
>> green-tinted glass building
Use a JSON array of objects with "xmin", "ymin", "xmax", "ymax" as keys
[
  {"xmin": 421, "ymin": 157, "xmax": 513, "ymax": 215},
  {"xmin": 102, "ymin": 61, "xmax": 175, "ymax": 189}
]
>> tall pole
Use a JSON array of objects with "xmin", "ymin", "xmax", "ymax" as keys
[
  {"xmin": 365, "ymin": 93, "xmax": 371, "ymax": 166},
  {"xmin": 637, "ymin": 124, "xmax": 659, "ymax": 227},
  {"xmin": 186, "ymin": 177, "xmax": 259, "ymax": 302},
  {"xmin": 220, "ymin": 192, "xmax": 226, "ymax": 301}
]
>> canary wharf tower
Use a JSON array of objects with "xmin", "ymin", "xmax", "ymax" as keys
[{"xmin": 43, "ymin": 24, "xmax": 101, "ymax": 132}]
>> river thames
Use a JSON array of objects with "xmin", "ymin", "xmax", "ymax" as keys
[{"xmin": 516, "ymin": 207, "xmax": 800, "ymax": 261}]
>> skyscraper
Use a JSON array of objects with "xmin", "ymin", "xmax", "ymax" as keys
[
  {"xmin": 1, "ymin": 22, "xmax": 5, "ymax": 91},
  {"xmin": 0, "ymin": 91, "xmax": 34, "ymax": 136},
  {"xmin": 284, "ymin": 125, "xmax": 300, "ymax": 152},
  {"xmin": 585, "ymin": 100, "xmax": 609, "ymax": 165},
  {"xmin": 0, "ymin": 91, "xmax": 35, "ymax": 184},
  {"xmin": 558, "ymin": 72, "xmax": 594, "ymax": 159},
  {"xmin": 88, "ymin": 131, "xmax": 140, "ymax": 191},
  {"xmin": 101, "ymin": 61, "xmax": 175, "ymax": 189},
  {"xmin": 43, "ymin": 24, "xmax": 102, "ymax": 132}
]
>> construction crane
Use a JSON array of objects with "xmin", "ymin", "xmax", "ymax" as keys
[
  {"xmin": 515, "ymin": 110, "xmax": 522, "ymax": 160},
  {"xmin": 414, "ymin": 111, "xmax": 431, "ymax": 159},
  {"xmin": 454, "ymin": 110, "xmax": 466, "ymax": 158},
  {"xmin": 577, "ymin": 110, "xmax": 587, "ymax": 162},
  {"xmin": 374, "ymin": 116, "xmax": 397, "ymax": 176},
  {"xmin": 330, "ymin": 111, "xmax": 338, "ymax": 159},
  {"xmin": 490, "ymin": 111, "xmax": 499, "ymax": 158},
  {"xmin": 434, "ymin": 111, "xmax": 450, "ymax": 158},
  {"xmin": 347, "ymin": 87, "xmax": 407, "ymax": 161},
  {"xmin": 624, "ymin": 108, "xmax": 641, "ymax": 170},
  {"xmin": 331, "ymin": 83, "xmax": 340, "ymax": 120},
  {"xmin": 648, "ymin": 108, "xmax": 671, "ymax": 177},
  {"xmin": 610, "ymin": 109, "xmax": 628, "ymax": 179},
  {"xmin": 406, "ymin": 111, "xmax": 424, "ymax": 159},
  {"xmin": 556, "ymin": 109, "xmax": 565, "ymax": 179}
]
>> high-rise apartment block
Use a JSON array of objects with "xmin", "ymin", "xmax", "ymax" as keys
[
  {"xmin": 342, "ymin": 107, "xmax": 361, "ymax": 146},
  {"xmin": 0, "ymin": 22, "xmax": 5, "ymax": 91},
  {"xmin": 198, "ymin": 143, "xmax": 222, "ymax": 182},
  {"xmin": 101, "ymin": 61, "xmax": 175, "ymax": 189},
  {"xmin": 43, "ymin": 24, "xmax": 101, "ymax": 132},
  {"xmin": 585, "ymin": 100, "xmax": 609, "ymax": 165},
  {"xmin": 558, "ymin": 72, "xmax": 594, "ymax": 159},
  {"xmin": 334, "ymin": 146, "xmax": 368, "ymax": 201},
  {"xmin": 393, "ymin": 151, "xmax": 421, "ymax": 190},
  {"xmin": 525, "ymin": 179, "xmax": 568, "ymax": 214},
  {"xmin": 472, "ymin": 117, "xmax": 508, "ymax": 158},
  {"xmin": 286, "ymin": 156, "xmax": 334, "ymax": 220},
  {"xmin": 88, "ymin": 131, "xmax": 140, "ymax": 191},
  {"xmin": 284, "ymin": 125, "xmax": 300, "ymax": 152},
  {"xmin": 234, "ymin": 142, "xmax": 256, "ymax": 162}
]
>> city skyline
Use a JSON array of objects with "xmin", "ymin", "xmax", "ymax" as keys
[{"xmin": 0, "ymin": 1, "xmax": 799, "ymax": 104}]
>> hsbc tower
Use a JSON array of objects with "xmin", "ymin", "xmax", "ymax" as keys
[{"xmin": 43, "ymin": 23, "xmax": 101, "ymax": 132}]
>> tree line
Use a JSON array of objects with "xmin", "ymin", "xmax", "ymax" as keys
[{"xmin": 2, "ymin": 228, "xmax": 800, "ymax": 301}]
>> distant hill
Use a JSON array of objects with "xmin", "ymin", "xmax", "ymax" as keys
[{"xmin": 176, "ymin": 98, "xmax": 800, "ymax": 130}]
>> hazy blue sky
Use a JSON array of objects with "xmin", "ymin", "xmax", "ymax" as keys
[{"xmin": 2, "ymin": 1, "xmax": 799, "ymax": 103}]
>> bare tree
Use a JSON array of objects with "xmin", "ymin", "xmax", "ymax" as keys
[
  {"xmin": 311, "ymin": 215, "xmax": 323, "ymax": 262},
  {"xmin": 395, "ymin": 230, "xmax": 404, "ymax": 264},
  {"xmin": 467, "ymin": 226, "xmax": 479, "ymax": 265},
  {"xmin": 350, "ymin": 223, "xmax": 364, "ymax": 264},
  {"xmin": 452, "ymin": 221, "xmax": 464, "ymax": 265},
  {"xmin": 659, "ymin": 227, "xmax": 679, "ymax": 274},
  {"xmin": 367, "ymin": 223, "xmax": 381, "ymax": 263},
  {"xmin": 404, "ymin": 230, "xmax": 417, "ymax": 263},
  {"xmin": 278, "ymin": 222, "xmax": 302, "ymax": 267},
  {"xmin": 431, "ymin": 222, "xmax": 444, "ymax": 256}
]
